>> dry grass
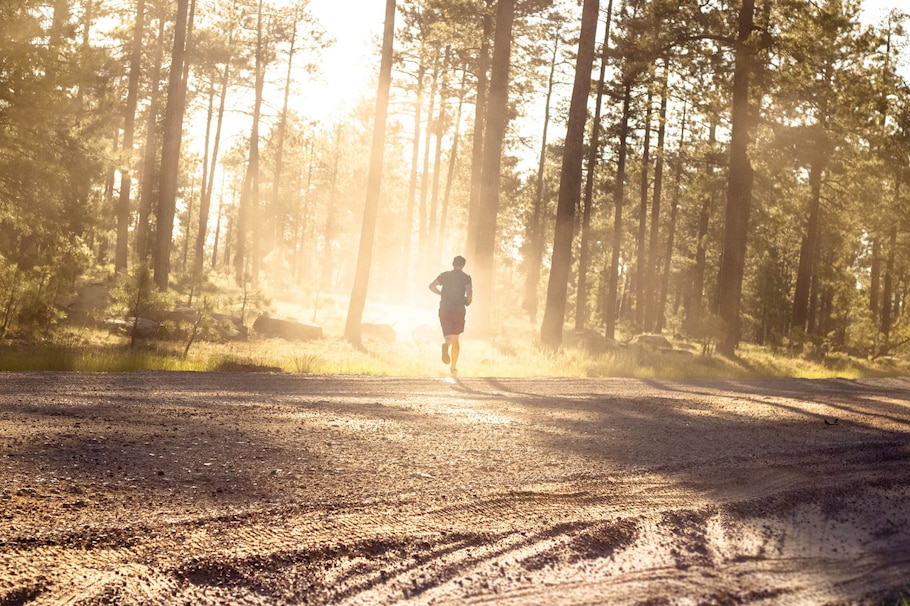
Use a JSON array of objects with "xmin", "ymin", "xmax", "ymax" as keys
[{"xmin": 1, "ymin": 291, "xmax": 906, "ymax": 378}]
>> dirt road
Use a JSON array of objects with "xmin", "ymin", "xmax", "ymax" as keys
[{"xmin": 1, "ymin": 372, "xmax": 909, "ymax": 605}]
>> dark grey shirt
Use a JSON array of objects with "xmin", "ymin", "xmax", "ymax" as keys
[{"xmin": 435, "ymin": 269, "xmax": 472, "ymax": 313}]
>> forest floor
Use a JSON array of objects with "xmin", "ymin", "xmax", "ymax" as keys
[{"xmin": 1, "ymin": 371, "xmax": 909, "ymax": 605}]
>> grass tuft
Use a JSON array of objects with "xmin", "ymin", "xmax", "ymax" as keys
[{"xmin": 0, "ymin": 327, "xmax": 907, "ymax": 379}]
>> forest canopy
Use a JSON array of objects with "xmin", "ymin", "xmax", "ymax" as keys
[{"xmin": 0, "ymin": 0, "xmax": 908, "ymax": 361}]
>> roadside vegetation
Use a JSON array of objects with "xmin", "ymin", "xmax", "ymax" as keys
[{"xmin": 1, "ymin": 323, "xmax": 906, "ymax": 379}]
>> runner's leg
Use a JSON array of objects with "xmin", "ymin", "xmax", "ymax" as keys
[
  {"xmin": 450, "ymin": 334, "xmax": 459, "ymax": 373},
  {"xmin": 442, "ymin": 335, "xmax": 451, "ymax": 364}
]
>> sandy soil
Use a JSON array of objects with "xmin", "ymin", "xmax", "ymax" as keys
[{"xmin": 1, "ymin": 372, "xmax": 909, "ymax": 605}]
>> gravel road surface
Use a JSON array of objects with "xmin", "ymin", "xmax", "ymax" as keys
[{"xmin": 1, "ymin": 372, "xmax": 909, "ymax": 605}]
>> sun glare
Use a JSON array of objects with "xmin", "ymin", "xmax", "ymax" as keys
[{"xmin": 296, "ymin": 0, "xmax": 385, "ymax": 121}]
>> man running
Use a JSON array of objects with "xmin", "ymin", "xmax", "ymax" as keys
[{"xmin": 429, "ymin": 255, "xmax": 472, "ymax": 376}]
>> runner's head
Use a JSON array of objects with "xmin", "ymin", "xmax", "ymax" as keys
[{"xmin": 453, "ymin": 255, "xmax": 466, "ymax": 269}]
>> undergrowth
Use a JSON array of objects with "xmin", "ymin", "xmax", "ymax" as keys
[{"xmin": 0, "ymin": 327, "xmax": 906, "ymax": 379}]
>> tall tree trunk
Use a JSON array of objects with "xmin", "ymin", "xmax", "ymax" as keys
[
  {"xmin": 540, "ymin": 0, "xmax": 600, "ymax": 349},
  {"xmin": 211, "ymin": 174, "xmax": 225, "ymax": 269},
  {"xmin": 322, "ymin": 125, "xmax": 342, "ymax": 292},
  {"xmin": 234, "ymin": 0, "xmax": 266, "ymax": 285},
  {"xmin": 428, "ymin": 53, "xmax": 449, "ymax": 264},
  {"xmin": 575, "ymin": 0, "xmax": 613, "ymax": 334},
  {"xmin": 715, "ymin": 0, "xmax": 757, "ymax": 356},
  {"xmin": 154, "ymin": 0, "xmax": 193, "ymax": 290},
  {"xmin": 465, "ymin": 1, "xmax": 492, "ymax": 257},
  {"xmin": 792, "ymin": 61, "xmax": 830, "ymax": 338},
  {"xmin": 791, "ymin": 151, "xmax": 823, "ymax": 335},
  {"xmin": 683, "ymin": 118, "xmax": 716, "ymax": 335},
  {"xmin": 403, "ymin": 59, "xmax": 426, "ymax": 297},
  {"xmin": 634, "ymin": 85, "xmax": 653, "ymax": 329},
  {"xmin": 193, "ymin": 32, "xmax": 231, "ymax": 290},
  {"xmin": 418, "ymin": 60, "xmax": 439, "ymax": 276},
  {"xmin": 115, "ymin": 0, "xmax": 145, "ymax": 272},
  {"xmin": 136, "ymin": 13, "xmax": 167, "ymax": 263},
  {"xmin": 271, "ymin": 17, "xmax": 299, "ymax": 262},
  {"xmin": 880, "ymin": 177, "xmax": 899, "ymax": 351},
  {"xmin": 472, "ymin": 0, "xmax": 515, "ymax": 336},
  {"xmin": 181, "ymin": 174, "xmax": 195, "ymax": 271},
  {"xmin": 344, "ymin": 0, "xmax": 396, "ymax": 345},
  {"xmin": 523, "ymin": 24, "xmax": 560, "ymax": 324},
  {"xmin": 870, "ymin": 236, "xmax": 881, "ymax": 318},
  {"xmin": 657, "ymin": 101, "xmax": 687, "ymax": 333},
  {"xmin": 437, "ymin": 70, "xmax": 467, "ymax": 261},
  {"xmin": 188, "ymin": 84, "xmax": 214, "ymax": 305},
  {"xmin": 605, "ymin": 83, "xmax": 632, "ymax": 340},
  {"xmin": 645, "ymin": 65, "xmax": 669, "ymax": 332}
]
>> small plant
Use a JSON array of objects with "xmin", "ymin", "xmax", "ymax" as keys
[{"xmin": 107, "ymin": 265, "xmax": 174, "ymax": 346}]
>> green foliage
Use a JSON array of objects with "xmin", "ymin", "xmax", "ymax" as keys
[{"xmin": 106, "ymin": 265, "xmax": 174, "ymax": 344}]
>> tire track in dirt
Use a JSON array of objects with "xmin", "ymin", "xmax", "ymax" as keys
[
  {"xmin": 6, "ymin": 450, "xmax": 909, "ymax": 604},
  {"xmin": 2, "ymin": 374, "xmax": 910, "ymax": 604}
]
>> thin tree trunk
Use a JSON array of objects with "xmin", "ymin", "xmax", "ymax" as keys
[
  {"xmin": 437, "ymin": 69, "xmax": 467, "ymax": 261},
  {"xmin": 418, "ymin": 61, "xmax": 439, "ymax": 276},
  {"xmin": 115, "ymin": 0, "xmax": 145, "ymax": 272},
  {"xmin": 322, "ymin": 125, "xmax": 342, "ymax": 292},
  {"xmin": 271, "ymin": 16, "xmax": 299, "ymax": 260},
  {"xmin": 523, "ymin": 24, "xmax": 560, "ymax": 324},
  {"xmin": 154, "ymin": 0, "xmax": 193, "ymax": 290},
  {"xmin": 881, "ymin": 178, "xmax": 899, "ymax": 350},
  {"xmin": 428, "ymin": 48, "xmax": 451, "ymax": 261},
  {"xmin": 465, "ymin": 1, "xmax": 492, "ymax": 256},
  {"xmin": 136, "ymin": 14, "xmax": 167, "ymax": 263},
  {"xmin": 645, "ymin": 65, "xmax": 669, "ymax": 332},
  {"xmin": 657, "ymin": 100, "xmax": 686, "ymax": 333},
  {"xmin": 635, "ymin": 85, "xmax": 653, "ymax": 329},
  {"xmin": 540, "ymin": 0, "xmax": 600, "ymax": 348},
  {"xmin": 472, "ymin": 0, "xmax": 515, "ymax": 336},
  {"xmin": 683, "ymin": 118, "xmax": 716, "ymax": 335},
  {"xmin": 193, "ymin": 33, "xmax": 231, "ymax": 289},
  {"xmin": 791, "ymin": 152, "xmax": 823, "ymax": 335},
  {"xmin": 344, "ymin": 0, "xmax": 396, "ymax": 345},
  {"xmin": 235, "ymin": 0, "xmax": 266, "ymax": 285},
  {"xmin": 605, "ymin": 82, "xmax": 632, "ymax": 340},
  {"xmin": 575, "ymin": 0, "xmax": 613, "ymax": 334},
  {"xmin": 211, "ymin": 172, "xmax": 225, "ymax": 269},
  {"xmin": 403, "ymin": 59, "xmax": 426, "ymax": 297},
  {"xmin": 870, "ymin": 237, "xmax": 881, "ymax": 317}
]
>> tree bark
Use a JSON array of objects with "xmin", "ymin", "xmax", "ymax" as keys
[
  {"xmin": 605, "ymin": 83, "xmax": 632, "ymax": 341},
  {"xmin": 657, "ymin": 100, "xmax": 687, "ymax": 333},
  {"xmin": 344, "ymin": 0, "xmax": 396, "ymax": 345},
  {"xmin": 791, "ymin": 151, "xmax": 823, "ymax": 335},
  {"xmin": 472, "ymin": 0, "xmax": 515, "ymax": 336},
  {"xmin": 234, "ymin": 0, "xmax": 266, "ymax": 286},
  {"xmin": 193, "ymin": 32, "xmax": 231, "ymax": 290},
  {"xmin": 115, "ymin": 0, "xmax": 145, "ymax": 273},
  {"xmin": 523, "ymin": 24, "xmax": 560, "ymax": 324},
  {"xmin": 403, "ymin": 58, "xmax": 425, "ymax": 296},
  {"xmin": 715, "ymin": 0, "xmax": 757, "ymax": 356},
  {"xmin": 540, "ymin": 0, "xmax": 600, "ymax": 348},
  {"xmin": 418, "ymin": 59, "xmax": 439, "ymax": 276},
  {"xmin": 154, "ymin": 0, "xmax": 193, "ymax": 290},
  {"xmin": 645, "ymin": 65, "xmax": 669, "ymax": 332},
  {"xmin": 135, "ymin": 13, "xmax": 167, "ymax": 263},
  {"xmin": 465, "ymin": 1, "xmax": 492, "ymax": 258},
  {"xmin": 634, "ymin": 85, "xmax": 653, "ymax": 329},
  {"xmin": 437, "ymin": 69, "xmax": 467, "ymax": 261},
  {"xmin": 575, "ymin": 0, "xmax": 614, "ymax": 334}
]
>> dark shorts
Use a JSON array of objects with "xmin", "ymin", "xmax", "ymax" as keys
[{"xmin": 438, "ymin": 309, "xmax": 466, "ymax": 336}]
